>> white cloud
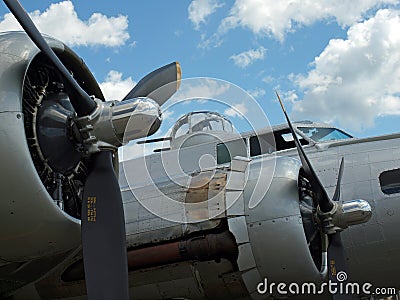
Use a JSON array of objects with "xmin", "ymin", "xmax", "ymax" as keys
[
  {"xmin": 219, "ymin": 0, "xmax": 398, "ymax": 41},
  {"xmin": 0, "ymin": 1, "xmax": 129, "ymax": 47},
  {"xmin": 198, "ymin": 31, "xmax": 223, "ymax": 48},
  {"xmin": 291, "ymin": 9, "xmax": 400, "ymax": 131},
  {"xmin": 162, "ymin": 110, "xmax": 175, "ymax": 121},
  {"xmin": 230, "ymin": 46, "xmax": 267, "ymax": 68},
  {"xmin": 262, "ymin": 75, "xmax": 275, "ymax": 84},
  {"xmin": 174, "ymin": 30, "xmax": 183, "ymax": 37},
  {"xmin": 188, "ymin": 0, "xmax": 224, "ymax": 30},
  {"xmin": 99, "ymin": 71, "xmax": 136, "ymax": 100},
  {"xmin": 248, "ymin": 87, "xmax": 266, "ymax": 98},
  {"xmin": 171, "ymin": 78, "xmax": 231, "ymax": 103},
  {"xmin": 224, "ymin": 102, "xmax": 248, "ymax": 118},
  {"xmin": 283, "ymin": 90, "xmax": 299, "ymax": 104}
]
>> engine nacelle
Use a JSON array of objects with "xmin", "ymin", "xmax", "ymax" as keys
[
  {"xmin": 227, "ymin": 156, "xmax": 323, "ymax": 298},
  {"xmin": 0, "ymin": 32, "xmax": 104, "ymax": 262}
]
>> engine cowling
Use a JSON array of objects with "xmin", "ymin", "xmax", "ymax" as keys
[
  {"xmin": 227, "ymin": 156, "xmax": 324, "ymax": 297},
  {"xmin": 0, "ymin": 32, "xmax": 103, "ymax": 262}
]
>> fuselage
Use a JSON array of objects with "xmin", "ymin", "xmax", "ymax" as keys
[
  {"xmin": 34, "ymin": 117, "xmax": 400, "ymax": 299},
  {"xmin": 0, "ymin": 35, "xmax": 399, "ymax": 299}
]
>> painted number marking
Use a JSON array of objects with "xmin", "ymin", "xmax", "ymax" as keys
[{"xmin": 87, "ymin": 196, "xmax": 97, "ymax": 222}]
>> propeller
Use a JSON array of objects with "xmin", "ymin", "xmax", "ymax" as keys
[
  {"xmin": 3, "ymin": 1, "xmax": 181, "ymax": 299},
  {"xmin": 3, "ymin": 0, "xmax": 95, "ymax": 117},
  {"xmin": 81, "ymin": 151, "xmax": 129, "ymax": 299},
  {"xmin": 123, "ymin": 61, "xmax": 181, "ymax": 106},
  {"xmin": 327, "ymin": 158, "xmax": 349, "ymax": 300},
  {"xmin": 275, "ymin": 92, "xmax": 352, "ymax": 299}
]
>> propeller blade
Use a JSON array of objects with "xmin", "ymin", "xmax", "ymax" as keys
[
  {"xmin": 328, "ymin": 158, "xmax": 351, "ymax": 299},
  {"xmin": 3, "ymin": 0, "xmax": 95, "ymax": 116},
  {"xmin": 123, "ymin": 62, "xmax": 181, "ymax": 106},
  {"xmin": 276, "ymin": 92, "xmax": 351, "ymax": 299},
  {"xmin": 275, "ymin": 91, "xmax": 333, "ymax": 213},
  {"xmin": 81, "ymin": 151, "xmax": 129, "ymax": 300},
  {"xmin": 328, "ymin": 233, "xmax": 352, "ymax": 300},
  {"xmin": 332, "ymin": 157, "xmax": 344, "ymax": 202}
]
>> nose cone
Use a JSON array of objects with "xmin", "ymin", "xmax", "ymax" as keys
[
  {"xmin": 120, "ymin": 97, "xmax": 162, "ymax": 143},
  {"xmin": 340, "ymin": 199, "xmax": 372, "ymax": 228}
]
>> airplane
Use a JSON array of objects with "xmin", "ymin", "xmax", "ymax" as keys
[{"xmin": 1, "ymin": 1, "xmax": 400, "ymax": 300}]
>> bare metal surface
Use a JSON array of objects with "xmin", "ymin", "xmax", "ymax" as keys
[{"xmin": 61, "ymin": 231, "xmax": 238, "ymax": 282}]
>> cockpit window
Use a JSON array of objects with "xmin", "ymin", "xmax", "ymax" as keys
[
  {"xmin": 274, "ymin": 129, "xmax": 308, "ymax": 151},
  {"xmin": 174, "ymin": 116, "xmax": 189, "ymax": 139},
  {"xmin": 192, "ymin": 117, "xmax": 224, "ymax": 133},
  {"xmin": 190, "ymin": 113, "xmax": 207, "ymax": 132},
  {"xmin": 297, "ymin": 127, "xmax": 352, "ymax": 142},
  {"xmin": 208, "ymin": 118, "xmax": 224, "ymax": 131},
  {"xmin": 172, "ymin": 112, "xmax": 234, "ymax": 139},
  {"xmin": 223, "ymin": 120, "xmax": 234, "ymax": 132},
  {"xmin": 249, "ymin": 128, "xmax": 308, "ymax": 157}
]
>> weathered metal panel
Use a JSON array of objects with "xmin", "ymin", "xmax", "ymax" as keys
[
  {"xmin": 241, "ymin": 267, "xmax": 262, "ymax": 295},
  {"xmin": 237, "ymin": 243, "xmax": 257, "ymax": 272},
  {"xmin": 122, "ymin": 153, "xmax": 228, "ymax": 246},
  {"xmin": 228, "ymin": 216, "xmax": 249, "ymax": 244}
]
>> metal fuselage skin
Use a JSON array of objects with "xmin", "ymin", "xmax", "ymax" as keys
[
  {"xmin": 32, "ymin": 130, "xmax": 400, "ymax": 300},
  {"xmin": 130, "ymin": 131, "xmax": 400, "ymax": 294},
  {"xmin": 0, "ymin": 33, "xmax": 399, "ymax": 299}
]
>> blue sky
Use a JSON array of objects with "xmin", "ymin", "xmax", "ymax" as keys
[{"xmin": 1, "ymin": 0, "xmax": 400, "ymax": 151}]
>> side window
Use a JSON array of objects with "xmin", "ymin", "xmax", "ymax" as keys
[
  {"xmin": 379, "ymin": 169, "xmax": 400, "ymax": 195},
  {"xmin": 217, "ymin": 139, "xmax": 247, "ymax": 164},
  {"xmin": 250, "ymin": 133, "xmax": 275, "ymax": 157},
  {"xmin": 274, "ymin": 129, "xmax": 308, "ymax": 151},
  {"xmin": 217, "ymin": 143, "xmax": 230, "ymax": 164},
  {"xmin": 250, "ymin": 136, "xmax": 261, "ymax": 157}
]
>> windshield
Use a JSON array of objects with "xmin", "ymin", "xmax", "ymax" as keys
[{"xmin": 297, "ymin": 127, "xmax": 352, "ymax": 142}]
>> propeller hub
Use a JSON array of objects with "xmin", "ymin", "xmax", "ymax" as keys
[
  {"xmin": 75, "ymin": 97, "xmax": 162, "ymax": 153},
  {"xmin": 318, "ymin": 199, "xmax": 372, "ymax": 234}
]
